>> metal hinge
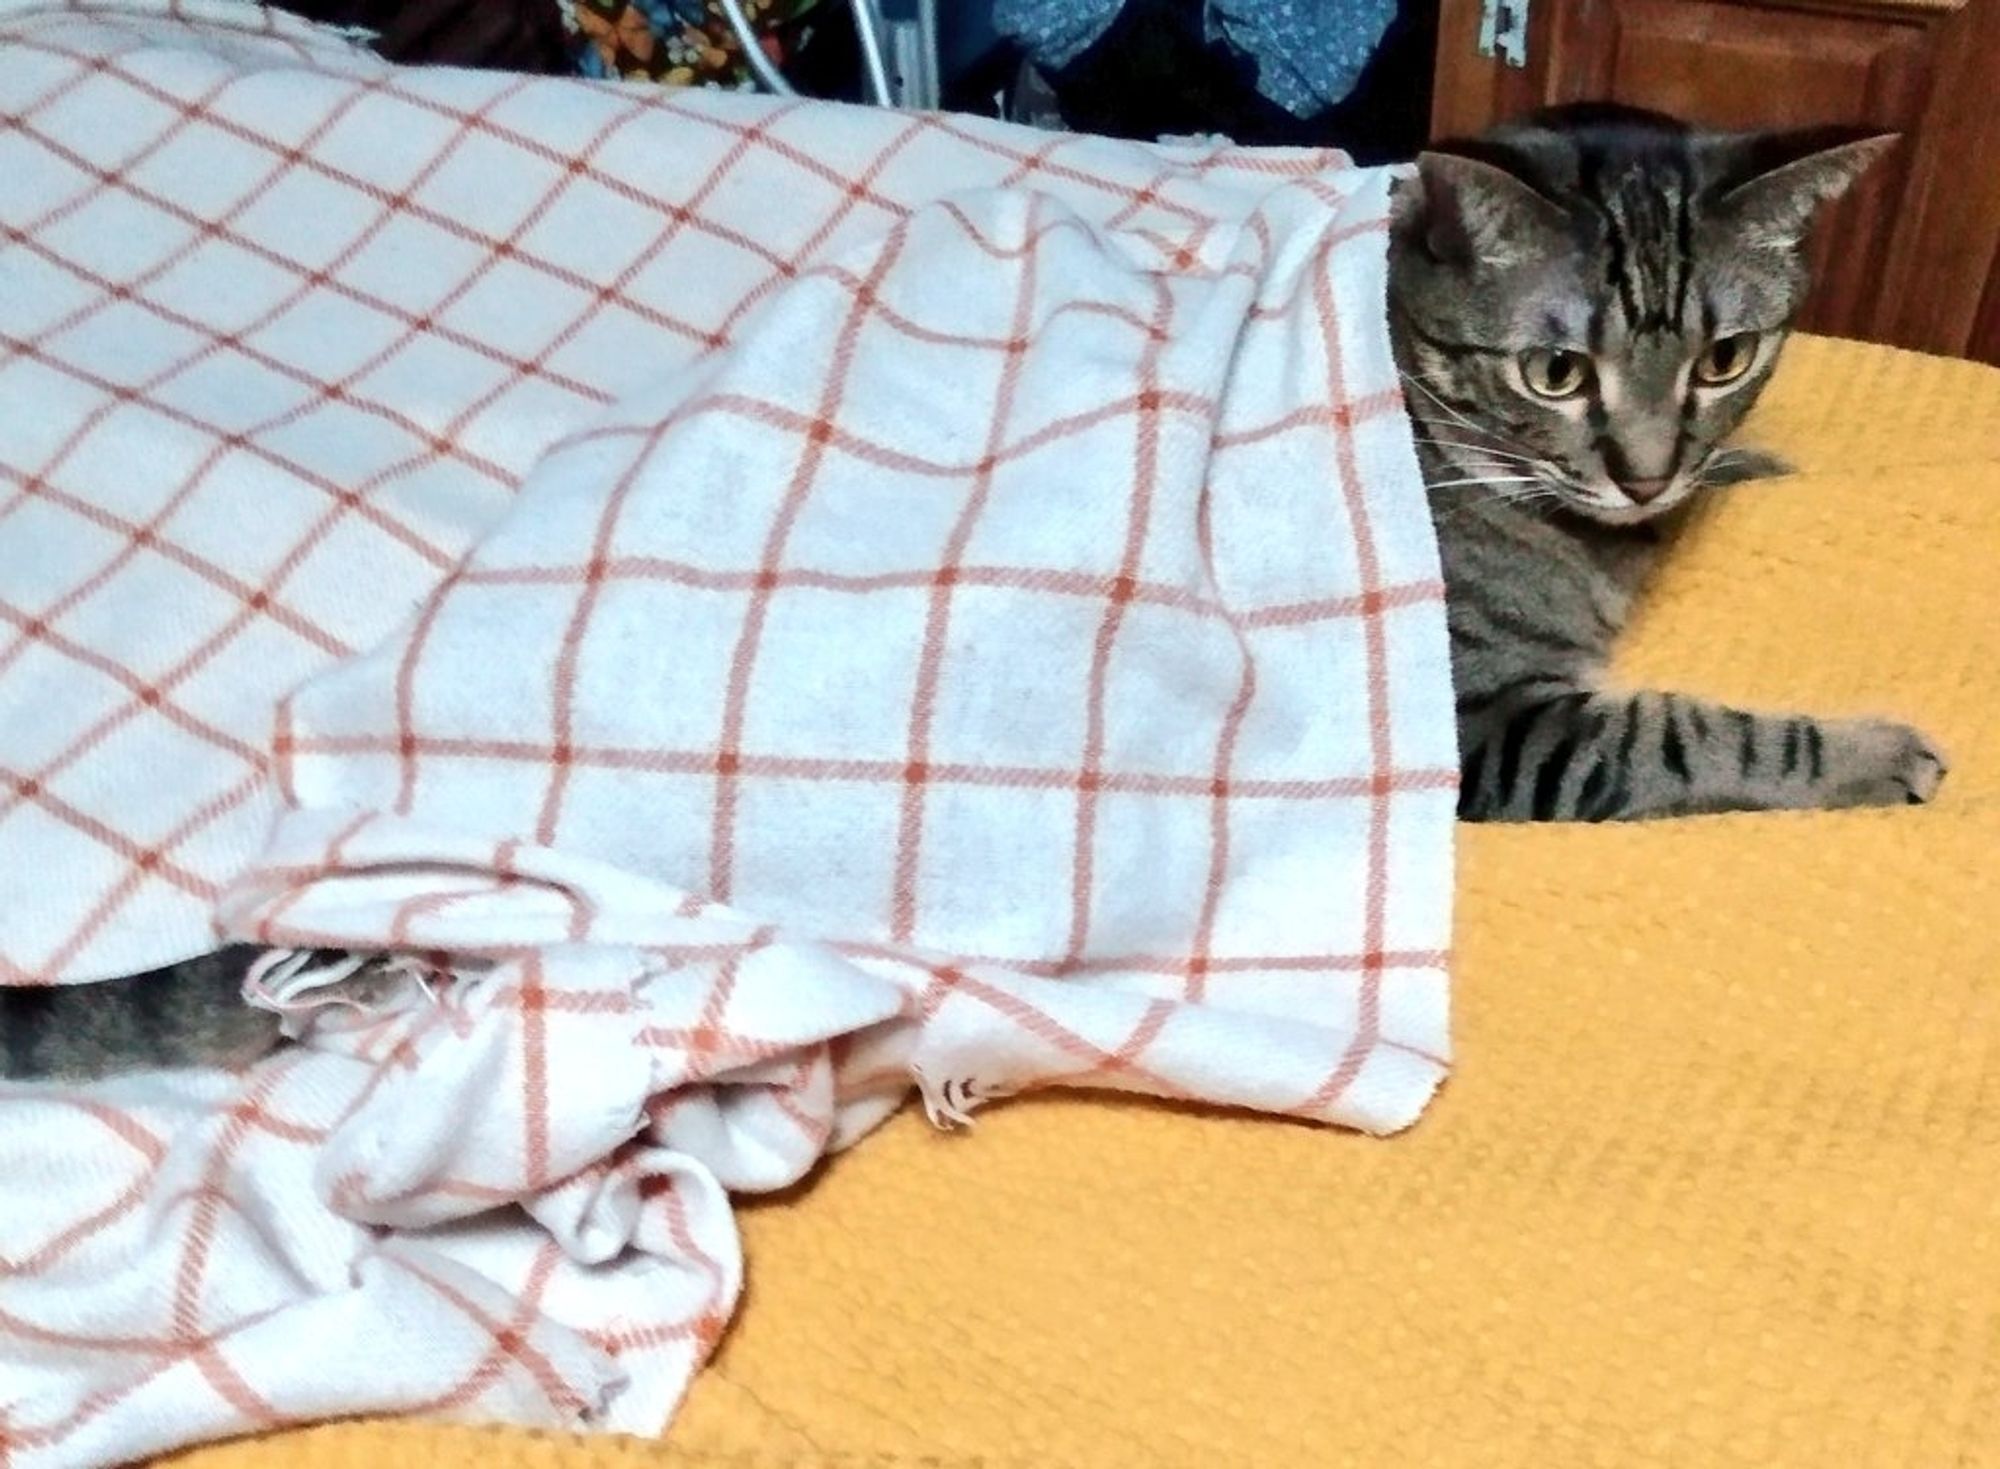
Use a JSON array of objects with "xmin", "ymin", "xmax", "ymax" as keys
[{"xmin": 1479, "ymin": 0, "xmax": 1531, "ymax": 68}]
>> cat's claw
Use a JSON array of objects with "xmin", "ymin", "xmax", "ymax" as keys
[{"xmin": 1825, "ymin": 719, "xmax": 1948, "ymax": 808}]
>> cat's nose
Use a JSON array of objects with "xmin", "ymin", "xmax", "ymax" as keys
[{"xmin": 1619, "ymin": 476, "xmax": 1673, "ymax": 505}]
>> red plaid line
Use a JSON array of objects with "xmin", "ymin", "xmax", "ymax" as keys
[
  {"xmin": 1294, "ymin": 207, "xmax": 1402, "ymax": 1115},
  {"xmin": 889, "ymin": 197, "xmax": 1050, "ymax": 944},
  {"xmin": 703, "ymin": 205, "xmax": 921, "ymax": 905}
]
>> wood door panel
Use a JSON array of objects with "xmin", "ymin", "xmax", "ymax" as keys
[
  {"xmin": 1868, "ymin": 0, "xmax": 2000, "ymax": 357},
  {"xmin": 1431, "ymin": 0, "xmax": 1938, "ymax": 138},
  {"xmin": 1431, "ymin": 0, "xmax": 2000, "ymax": 360},
  {"xmin": 1556, "ymin": 0, "xmax": 1930, "ymax": 127},
  {"xmin": 1974, "ymin": 247, "xmax": 2000, "ymax": 363}
]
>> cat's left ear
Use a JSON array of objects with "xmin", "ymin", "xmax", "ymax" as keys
[
  {"xmin": 1397, "ymin": 151, "xmax": 1569, "ymax": 267},
  {"xmin": 1707, "ymin": 128, "xmax": 1898, "ymax": 250}
]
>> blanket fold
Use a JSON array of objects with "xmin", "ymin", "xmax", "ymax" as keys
[{"xmin": 0, "ymin": 6, "xmax": 1454, "ymax": 1465}]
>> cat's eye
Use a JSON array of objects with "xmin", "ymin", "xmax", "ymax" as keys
[
  {"xmin": 1695, "ymin": 332, "xmax": 1760, "ymax": 386},
  {"xmin": 1517, "ymin": 348, "xmax": 1592, "ymax": 400}
]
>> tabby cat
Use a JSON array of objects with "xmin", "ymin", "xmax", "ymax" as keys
[
  {"xmin": 0, "ymin": 104, "xmax": 1945, "ymax": 1081},
  {"xmin": 1391, "ymin": 103, "xmax": 1945, "ymax": 821}
]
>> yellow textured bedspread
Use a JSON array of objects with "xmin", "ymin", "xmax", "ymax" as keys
[{"xmin": 175, "ymin": 335, "xmax": 2000, "ymax": 1468}]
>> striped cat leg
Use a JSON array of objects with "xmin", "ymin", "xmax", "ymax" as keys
[
  {"xmin": 1458, "ymin": 689, "xmax": 1947, "ymax": 821},
  {"xmin": 1, "ymin": 947, "xmax": 283, "ymax": 1081}
]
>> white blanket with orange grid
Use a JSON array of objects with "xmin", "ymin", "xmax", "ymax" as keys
[{"xmin": 0, "ymin": 4, "xmax": 1456, "ymax": 1466}]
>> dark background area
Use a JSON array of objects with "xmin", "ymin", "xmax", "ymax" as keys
[
  {"xmin": 274, "ymin": 0, "xmax": 1441, "ymax": 163},
  {"xmin": 945, "ymin": 0, "xmax": 1438, "ymax": 163}
]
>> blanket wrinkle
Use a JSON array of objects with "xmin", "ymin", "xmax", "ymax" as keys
[{"xmin": 0, "ymin": 5, "xmax": 1454, "ymax": 1466}]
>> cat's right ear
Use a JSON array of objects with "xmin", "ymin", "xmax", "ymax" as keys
[
  {"xmin": 1399, "ymin": 152, "xmax": 1568, "ymax": 267},
  {"xmin": 1707, "ymin": 129, "xmax": 1898, "ymax": 252}
]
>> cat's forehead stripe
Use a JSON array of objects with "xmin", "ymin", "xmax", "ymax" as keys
[
  {"xmin": 1590, "ymin": 155, "xmax": 1698, "ymax": 338},
  {"xmin": 1492, "ymin": 125, "xmax": 1709, "ymax": 341}
]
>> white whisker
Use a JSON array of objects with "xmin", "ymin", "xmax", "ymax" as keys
[
  {"xmin": 1437, "ymin": 486, "xmax": 1564, "ymax": 522},
  {"xmin": 1400, "ymin": 381, "xmax": 1546, "ymax": 460},
  {"xmin": 1399, "ymin": 373, "xmax": 1490, "ymax": 437},
  {"xmin": 1411, "ymin": 439, "xmax": 1548, "ymax": 469},
  {"xmin": 1410, "ymin": 431, "xmax": 1536, "ymax": 451}
]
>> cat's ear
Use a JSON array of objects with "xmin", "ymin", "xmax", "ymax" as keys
[
  {"xmin": 1708, "ymin": 129, "xmax": 1897, "ymax": 251},
  {"xmin": 1399, "ymin": 151, "xmax": 1568, "ymax": 267}
]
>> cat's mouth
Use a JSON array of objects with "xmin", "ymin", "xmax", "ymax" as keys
[
  {"xmin": 1564, "ymin": 478, "xmax": 1694, "ymax": 526},
  {"xmin": 1563, "ymin": 447, "xmax": 1756, "ymax": 524},
  {"xmin": 1416, "ymin": 431, "xmax": 1726, "ymax": 527},
  {"xmin": 1472, "ymin": 467, "xmax": 1695, "ymax": 527}
]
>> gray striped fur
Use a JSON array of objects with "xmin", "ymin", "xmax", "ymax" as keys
[
  {"xmin": 1388, "ymin": 104, "xmax": 1945, "ymax": 821},
  {"xmin": 1, "ymin": 946, "xmax": 280, "ymax": 1082}
]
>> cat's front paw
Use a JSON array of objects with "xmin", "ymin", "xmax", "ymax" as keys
[{"xmin": 1823, "ymin": 719, "xmax": 1948, "ymax": 808}]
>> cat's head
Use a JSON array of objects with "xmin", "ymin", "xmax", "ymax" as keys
[{"xmin": 1388, "ymin": 103, "xmax": 1892, "ymax": 526}]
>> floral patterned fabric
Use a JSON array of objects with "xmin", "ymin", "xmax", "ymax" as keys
[{"xmin": 562, "ymin": 0, "xmax": 818, "ymax": 89}]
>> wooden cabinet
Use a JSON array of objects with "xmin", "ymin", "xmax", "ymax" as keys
[{"xmin": 1432, "ymin": 0, "xmax": 2000, "ymax": 363}]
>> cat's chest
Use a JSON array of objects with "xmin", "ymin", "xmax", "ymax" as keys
[{"xmin": 1434, "ymin": 498, "xmax": 1655, "ymax": 660}]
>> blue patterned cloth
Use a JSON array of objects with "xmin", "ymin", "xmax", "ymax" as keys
[
  {"xmin": 991, "ymin": 0, "xmax": 1118, "ymax": 70},
  {"xmin": 992, "ymin": 0, "xmax": 1397, "ymax": 117},
  {"xmin": 1208, "ymin": 0, "xmax": 1397, "ymax": 116}
]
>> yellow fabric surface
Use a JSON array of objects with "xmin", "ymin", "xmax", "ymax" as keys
[{"xmin": 173, "ymin": 336, "xmax": 2000, "ymax": 1468}]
